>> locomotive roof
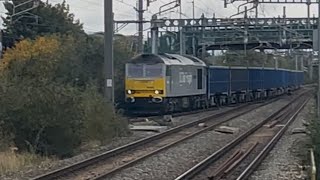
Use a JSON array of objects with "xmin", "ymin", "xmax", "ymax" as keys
[
  {"xmin": 129, "ymin": 53, "xmax": 206, "ymax": 66},
  {"xmin": 209, "ymin": 66, "xmax": 303, "ymax": 72}
]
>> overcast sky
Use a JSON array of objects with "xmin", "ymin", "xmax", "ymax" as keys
[{"xmin": 2, "ymin": 0, "xmax": 320, "ymax": 35}]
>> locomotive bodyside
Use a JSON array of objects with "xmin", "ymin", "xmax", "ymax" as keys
[{"xmin": 125, "ymin": 53, "xmax": 207, "ymax": 114}]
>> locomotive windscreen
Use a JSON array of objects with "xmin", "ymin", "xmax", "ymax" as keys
[
  {"xmin": 127, "ymin": 64, "xmax": 144, "ymax": 78},
  {"xmin": 127, "ymin": 63, "xmax": 164, "ymax": 78}
]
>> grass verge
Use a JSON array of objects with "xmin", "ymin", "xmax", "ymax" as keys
[{"xmin": 0, "ymin": 150, "xmax": 53, "ymax": 175}]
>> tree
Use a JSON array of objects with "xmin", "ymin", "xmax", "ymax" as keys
[
  {"xmin": 87, "ymin": 33, "xmax": 136, "ymax": 103},
  {"xmin": 113, "ymin": 35, "xmax": 137, "ymax": 103},
  {"xmin": 210, "ymin": 50, "xmax": 296, "ymax": 70},
  {"xmin": 2, "ymin": 0, "xmax": 84, "ymax": 48},
  {"xmin": 0, "ymin": 35, "xmax": 128, "ymax": 157}
]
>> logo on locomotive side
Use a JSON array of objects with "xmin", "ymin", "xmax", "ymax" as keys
[{"xmin": 179, "ymin": 72, "xmax": 193, "ymax": 85}]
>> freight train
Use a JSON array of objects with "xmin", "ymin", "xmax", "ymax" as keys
[{"xmin": 124, "ymin": 53, "xmax": 304, "ymax": 114}]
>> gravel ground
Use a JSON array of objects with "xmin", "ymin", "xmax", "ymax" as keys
[
  {"xmin": 1, "ymin": 131, "xmax": 152, "ymax": 180},
  {"xmin": 169, "ymin": 91, "xmax": 304, "ymax": 128},
  {"xmin": 248, "ymin": 98, "xmax": 313, "ymax": 180},
  {"xmin": 169, "ymin": 106, "xmax": 236, "ymax": 127},
  {"xmin": 107, "ymin": 95, "xmax": 296, "ymax": 180}
]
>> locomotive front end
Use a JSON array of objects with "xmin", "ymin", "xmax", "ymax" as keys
[{"xmin": 125, "ymin": 60, "xmax": 166, "ymax": 114}]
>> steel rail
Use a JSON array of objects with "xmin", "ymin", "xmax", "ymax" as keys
[
  {"xmin": 236, "ymin": 97, "xmax": 310, "ymax": 180},
  {"xmin": 174, "ymin": 91, "xmax": 309, "ymax": 180},
  {"xmin": 128, "ymin": 100, "xmax": 259, "ymax": 120},
  {"xmin": 32, "ymin": 98, "xmax": 276, "ymax": 180},
  {"xmin": 92, "ymin": 99, "xmax": 277, "ymax": 180},
  {"xmin": 128, "ymin": 104, "xmax": 239, "ymax": 122}
]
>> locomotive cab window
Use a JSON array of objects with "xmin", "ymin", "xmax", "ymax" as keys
[
  {"xmin": 145, "ymin": 64, "xmax": 164, "ymax": 77},
  {"xmin": 126, "ymin": 63, "xmax": 164, "ymax": 78},
  {"xmin": 127, "ymin": 64, "xmax": 143, "ymax": 78},
  {"xmin": 197, "ymin": 69, "xmax": 203, "ymax": 89}
]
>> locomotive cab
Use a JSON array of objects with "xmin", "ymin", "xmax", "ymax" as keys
[
  {"xmin": 125, "ymin": 54, "xmax": 167, "ymax": 113},
  {"xmin": 126, "ymin": 63, "xmax": 166, "ymax": 100}
]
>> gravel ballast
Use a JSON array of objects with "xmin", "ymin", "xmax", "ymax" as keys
[
  {"xmin": 248, "ymin": 98, "xmax": 313, "ymax": 180},
  {"xmin": 108, "ymin": 95, "xmax": 297, "ymax": 180}
]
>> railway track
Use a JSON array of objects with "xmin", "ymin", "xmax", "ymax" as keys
[
  {"xmin": 31, "ymin": 93, "xmax": 288, "ymax": 180},
  {"xmin": 128, "ymin": 103, "xmax": 246, "ymax": 123},
  {"xmin": 174, "ymin": 91, "xmax": 310, "ymax": 180},
  {"xmin": 127, "ymin": 93, "xmax": 294, "ymax": 123}
]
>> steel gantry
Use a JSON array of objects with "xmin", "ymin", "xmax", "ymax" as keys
[
  {"xmin": 225, "ymin": 0, "xmax": 319, "ymax": 6},
  {"xmin": 148, "ymin": 15, "xmax": 317, "ymax": 56}
]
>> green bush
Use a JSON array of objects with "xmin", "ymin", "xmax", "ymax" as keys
[
  {"xmin": 81, "ymin": 86, "xmax": 129, "ymax": 144},
  {"xmin": 0, "ymin": 79, "xmax": 130, "ymax": 157},
  {"xmin": 210, "ymin": 50, "xmax": 296, "ymax": 70},
  {"xmin": 0, "ymin": 35, "xmax": 129, "ymax": 157}
]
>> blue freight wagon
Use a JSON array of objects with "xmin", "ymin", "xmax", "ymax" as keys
[
  {"xmin": 297, "ymin": 71, "xmax": 304, "ymax": 87},
  {"xmin": 248, "ymin": 67, "xmax": 264, "ymax": 91},
  {"xmin": 207, "ymin": 66, "xmax": 304, "ymax": 105},
  {"xmin": 263, "ymin": 68, "xmax": 278, "ymax": 89},
  {"xmin": 287, "ymin": 70, "xmax": 295, "ymax": 88},
  {"xmin": 292, "ymin": 70, "xmax": 304, "ymax": 88},
  {"xmin": 230, "ymin": 67, "xmax": 249, "ymax": 93},
  {"xmin": 208, "ymin": 66, "xmax": 230, "ymax": 95},
  {"xmin": 283, "ymin": 69, "xmax": 289, "ymax": 88}
]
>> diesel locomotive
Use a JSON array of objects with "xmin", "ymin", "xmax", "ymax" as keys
[{"xmin": 124, "ymin": 53, "xmax": 304, "ymax": 114}]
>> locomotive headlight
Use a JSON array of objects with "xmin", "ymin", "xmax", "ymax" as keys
[
  {"xmin": 127, "ymin": 90, "xmax": 132, "ymax": 94},
  {"xmin": 155, "ymin": 90, "xmax": 160, "ymax": 94}
]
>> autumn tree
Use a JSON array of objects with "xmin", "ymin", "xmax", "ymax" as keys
[
  {"xmin": 0, "ymin": 35, "xmax": 128, "ymax": 157},
  {"xmin": 1, "ymin": 0, "xmax": 136, "ymax": 104}
]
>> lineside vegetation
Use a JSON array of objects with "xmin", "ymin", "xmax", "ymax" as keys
[
  {"xmin": 308, "ymin": 91, "xmax": 320, "ymax": 179},
  {"xmin": 0, "ymin": 2, "xmax": 135, "ymax": 175},
  {"xmin": 0, "ymin": 35, "xmax": 129, "ymax": 158}
]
